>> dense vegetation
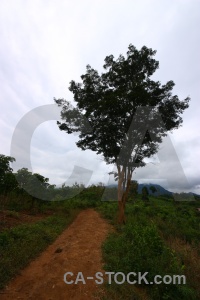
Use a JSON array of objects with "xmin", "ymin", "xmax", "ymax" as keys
[
  {"xmin": 97, "ymin": 197, "xmax": 200, "ymax": 299},
  {"xmin": 0, "ymin": 153, "xmax": 200, "ymax": 299}
]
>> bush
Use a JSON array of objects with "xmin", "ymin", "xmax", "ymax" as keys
[{"xmin": 102, "ymin": 220, "xmax": 197, "ymax": 299}]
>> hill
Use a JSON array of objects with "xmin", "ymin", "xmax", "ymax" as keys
[
  {"xmin": 138, "ymin": 183, "xmax": 172, "ymax": 196},
  {"xmin": 107, "ymin": 183, "xmax": 172, "ymax": 196}
]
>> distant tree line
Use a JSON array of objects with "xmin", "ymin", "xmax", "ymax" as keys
[
  {"xmin": 1, "ymin": 154, "xmax": 198, "ymax": 211},
  {"xmin": 0, "ymin": 154, "xmax": 106, "ymax": 210}
]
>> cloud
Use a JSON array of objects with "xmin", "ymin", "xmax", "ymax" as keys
[{"xmin": 0, "ymin": 0, "xmax": 199, "ymax": 193}]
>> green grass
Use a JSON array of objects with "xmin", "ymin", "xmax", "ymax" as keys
[
  {"xmin": 0, "ymin": 209, "xmax": 79, "ymax": 289},
  {"xmin": 0, "ymin": 196, "xmax": 102, "ymax": 290},
  {"xmin": 1, "ymin": 192, "xmax": 199, "ymax": 299},
  {"xmin": 97, "ymin": 197, "xmax": 200, "ymax": 299}
]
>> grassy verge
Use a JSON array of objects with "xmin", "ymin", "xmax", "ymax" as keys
[
  {"xmin": 0, "ymin": 208, "xmax": 79, "ymax": 290},
  {"xmin": 97, "ymin": 198, "xmax": 200, "ymax": 299}
]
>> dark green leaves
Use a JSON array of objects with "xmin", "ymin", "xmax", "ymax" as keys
[{"xmin": 55, "ymin": 44, "xmax": 190, "ymax": 169}]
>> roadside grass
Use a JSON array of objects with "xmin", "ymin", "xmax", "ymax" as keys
[
  {"xmin": 97, "ymin": 197, "xmax": 200, "ymax": 299},
  {"xmin": 166, "ymin": 237, "xmax": 200, "ymax": 298},
  {"xmin": 0, "ymin": 194, "xmax": 103, "ymax": 290},
  {"xmin": 4, "ymin": 210, "xmax": 20, "ymax": 219},
  {"xmin": 0, "ymin": 189, "xmax": 102, "ymax": 214},
  {"xmin": 1, "ymin": 191, "xmax": 199, "ymax": 298},
  {"xmin": 0, "ymin": 208, "xmax": 81, "ymax": 290}
]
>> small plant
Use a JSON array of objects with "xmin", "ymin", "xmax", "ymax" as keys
[
  {"xmin": 5, "ymin": 210, "xmax": 19, "ymax": 219},
  {"xmin": 0, "ymin": 210, "xmax": 79, "ymax": 289},
  {"xmin": 102, "ymin": 210, "xmax": 197, "ymax": 299},
  {"xmin": 141, "ymin": 186, "xmax": 149, "ymax": 201}
]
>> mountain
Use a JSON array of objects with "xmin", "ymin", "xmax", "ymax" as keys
[
  {"xmin": 106, "ymin": 183, "xmax": 200, "ymax": 199},
  {"xmin": 106, "ymin": 183, "xmax": 172, "ymax": 196},
  {"xmin": 137, "ymin": 184, "xmax": 172, "ymax": 196}
]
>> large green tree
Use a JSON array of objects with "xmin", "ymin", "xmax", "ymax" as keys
[
  {"xmin": 55, "ymin": 44, "xmax": 190, "ymax": 223},
  {"xmin": 15, "ymin": 168, "xmax": 50, "ymax": 205}
]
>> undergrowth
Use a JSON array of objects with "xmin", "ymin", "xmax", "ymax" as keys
[
  {"xmin": 98, "ymin": 198, "xmax": 200, "ymax": 299},
  {"xmin": 0, "ymin": 209, "xmax": 79, "ymax": 289}
]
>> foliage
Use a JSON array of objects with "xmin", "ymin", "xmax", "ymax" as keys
[
  {"xmin": 128, "ymin": 180, "xmax": 138, "ymax": 200},
  {"xmin": 0, "ymin": 209, "xmax": 81, "ymax": 290},
  {"xmin": 150, "ymin": 185, "xmax": 157, "ymax": 194},
  {"xmin": 0, "ymin": 185, "xmax": 199, "ymax": 298},
  {"xmin": 0, "ymin": 155, "xmax": 15, "ymax": 194},
  {"xmin": 55, "ymin": 44, "xmax": 190, "ymax": 223},
  {"xmin": 55, "ymin": 45, "xmax": 189, "ymax": 166},
  {"xmin": 99, "ymin": 199, "xmax": 199, "ymax": 299},
  {"xmin": 142, "ymin": 186, "xmax": 149, "ymax": 201},
  {"xmin": 102, "ymin": 222, "xmax": 196, "ymax": 299},
  {"xmin": 2, "ymin": 173, "xmax": 18, "ymax": 195},
  {"xmin": 15, "ymin": 168, "xmax": 50, "ymax": 202}
]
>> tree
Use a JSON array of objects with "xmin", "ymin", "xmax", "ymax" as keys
[
  {"xmin": 0, "ymin": 154, "xmax": 16, "ymax": 194},
  {"xmin": 128, "ymin": 180, "xmax": 138, "ymax": 201},
  {"xmin": 3, "ymin": 173, "xmax": 18, "ymax": 195},
  {"xmin": 142, "ymin": 186, "xmax": 149, "ymax": 201},
  {"xmin": 55, "ymin": 44, "xmax": 190, "ymax": 224},
  {"xmin": 15, "ymin": 168, "xmax": 32, "ymax": 190},
  {"xmin": 15, "ymin": 168, "xmax": 50, "ymax": 207},
  {"xmin": 150, "ymin": 185, "xmax": 157, "ymax": 194},
  {"xmin": 28, "ymin": 173, "xmax": 50, "ymax": 207}
]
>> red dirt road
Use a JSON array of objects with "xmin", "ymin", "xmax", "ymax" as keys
[{"xmin": 1, "ymin": 209, "xmax": 113, "ymax": 300}]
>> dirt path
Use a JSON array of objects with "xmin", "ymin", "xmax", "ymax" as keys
[{"xmin": 1, "ymin": 209, "xmax": 113, "ymax": 300}]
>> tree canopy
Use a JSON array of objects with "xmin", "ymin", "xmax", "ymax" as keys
[{"xmin": 55, "ymin": 44, "xmax": 190, "ymax": 223}]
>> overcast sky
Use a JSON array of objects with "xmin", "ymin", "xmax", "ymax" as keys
[{"xmin": 0, "ymin": 0, "xmax": 199, "ymax": 193}]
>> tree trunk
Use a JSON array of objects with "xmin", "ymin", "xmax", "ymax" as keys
[
  {"xmin": 117, "ymin": 165, "xmax": 124, "ymax": 224},
  {"xmin": 122, "ymin": 173, "xmax": 132, "ymax": 203},
  {"xmin": 118, "ymin": 200, "xmax": 126, "ymax": 224},
  {"xmin": 117, "ymin": 165, "xmax": 133, "ymax": 224}
]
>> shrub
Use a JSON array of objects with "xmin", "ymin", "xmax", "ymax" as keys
[{"xmin": 102, "ymin": 220, "xmax": 197, "ymax": 299}]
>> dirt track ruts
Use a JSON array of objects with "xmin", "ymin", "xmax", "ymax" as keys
[{"xmin": 1, "ymin": 208, "xmax": 113, "ymax": 300}]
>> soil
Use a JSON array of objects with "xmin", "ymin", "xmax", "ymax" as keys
[
  {"xmin": 0, "ymin": 208, "xmax": 113, "ymax": 300},
  {"xmin": 0, "ymin": 210, "xmax": 51, "ymax": 232}
]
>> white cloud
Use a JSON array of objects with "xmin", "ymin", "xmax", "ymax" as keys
[{"xmin": 0, "ymin": 0, "xmax": 199, "ymax": 193}]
